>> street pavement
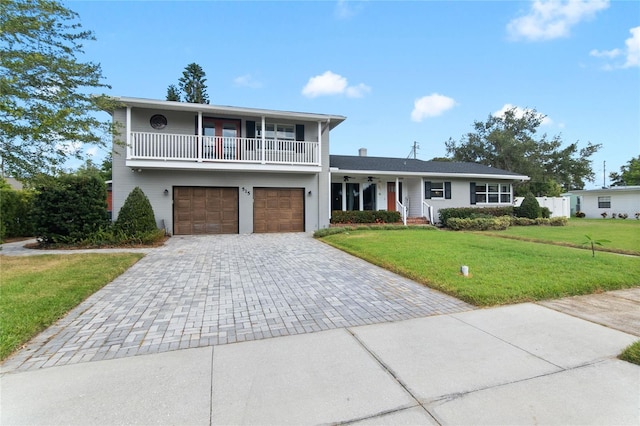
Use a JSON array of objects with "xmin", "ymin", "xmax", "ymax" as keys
[{"xmin": 1, "ymin": 234, "xmax": 638, "ymax": 425}]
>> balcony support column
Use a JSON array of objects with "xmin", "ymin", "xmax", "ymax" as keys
[
  {"xmin": 197, "ymin": 112, "xmax": 203, "ymax": 162},
  {"xmin": 126, "ymin": 106, "xmax": 132, "ymax": 159},
  {"xmin": 261, "ymin": 116, "xmax": 266, "ymax": 164},
  {"xmin": 317, "ymin": 120, "xmax": 322, "ymax": 166}
]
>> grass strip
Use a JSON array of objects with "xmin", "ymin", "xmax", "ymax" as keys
[
  {"xmin": 619, "ymin": 340, "xmax": 640, "ymax": 365},
  {"xmin": 486, "ymin": 219, "xmax": 640, "ymax": 255},
  {"xmin": 320, "ymin": 229, "xmax": 640, "ymax": 306},
  {"xmin": 0, "ymin": 253, "xmax": 144, "ymax": 361}
]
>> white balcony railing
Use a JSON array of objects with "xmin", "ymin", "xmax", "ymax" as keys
[{"xmin": 128, "ymin": 132, "xmax": 320, "ymax": 165}]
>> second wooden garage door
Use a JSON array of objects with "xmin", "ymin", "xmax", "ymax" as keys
[
  {"xmin": 174, "ymin": 187, "xmax": 238, "ymax": 235},
  {"xmin": 253, "ymin": 188, "xmax": 304, "ymax": 233}
]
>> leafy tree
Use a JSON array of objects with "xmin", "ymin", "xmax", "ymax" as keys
[
  {"xmin": 610, "ymin": 156, "xmax": 640, "ymax": 186},
  {"xmin": 178, "ymin": 63, "xmax": 209, "ymax": 104},
  {"xmin": 444, "ymin": 107, "xmax": 601, "ymax": 195},
  {"xmin": 166, "ymin": 84, "xmax": 180, "ymax": 102},
  {"xmin": 0, "ymin": 0, "xmax": 119, "ymax": 179},
  {"xmin": 114, "ymin": 187, "xmax": 157, "ymax": 234}
]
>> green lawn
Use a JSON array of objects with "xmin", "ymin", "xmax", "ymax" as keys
[
  {"xmin": 486, "ymin": 219, "xmax": 640, "ymax": 255},
  {"xmin": 320, "ymin": 228, "xmax": 640, "ymax": 306},
  {"xmin": 0, "ymin": 253, "xmax": 143, "ymax": 361},
  {"xmin": 619, "ymin": 340, "xmax": 640, "ymax": 365}
]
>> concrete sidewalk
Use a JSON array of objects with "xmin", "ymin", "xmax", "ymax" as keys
[{"xmin": 2, "ymin": 303, "xmax": 638, "ymax": 425}]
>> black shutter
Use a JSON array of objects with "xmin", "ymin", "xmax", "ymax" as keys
[
  {"xmin": 445, "ymin": 182, "xmax": 452, "ymax": 199},
  {"xmin": 470, "ymin": 182, "xmax": 476, "ymax": 205},
  {"xmin": 295, "ymin": 124, "xmax": 305, "ymax": 141},
  {"xmin": 246, "ymin": 121, "xmax": 256, "ymax": 138},
  {"xmin": 425, "ymin": 181, "xmax": 432, "ymax": 199}
]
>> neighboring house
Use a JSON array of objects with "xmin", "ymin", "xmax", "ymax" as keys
[
  {"xmin": 109, "ymin": 96, "xmax": 346, "ymax": 235},
  {"xmin": 566, "ymin": 186, "xmax": 640, "ymax": 219},
  {"xmin": 330, "ymin": 150, "xmax": 529, "ymax": 224},
  {"xmin": 108, "ymin": 96, "xmax": 530, "ymax": 235}
]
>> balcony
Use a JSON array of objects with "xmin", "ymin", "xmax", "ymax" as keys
[{"xmin": 127, "ymin": 132, "xmax": 320, "ymax": 170}]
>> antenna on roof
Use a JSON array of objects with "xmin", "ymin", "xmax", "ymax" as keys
[{"xmin": 407, "ymin": 141, "xmax": 420, "ymax": 159}]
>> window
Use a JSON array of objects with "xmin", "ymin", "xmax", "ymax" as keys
[
  {"xmin": 430, "ymin": 182, "xmax": 444, "ymax": 199},
  {"xmin": 346, "ymin": 183, "xmax": 360, "ymax": 211},
  {"xmin": 256, "ymin": 123, "xmax": 295, "ymax": 140},
  {"xmin": 363, "ymin": 183, "xmax": 376, "ymax": 210},
  {"xmin": 425, "ymin": 181, "xmax": 451, "ymax": 199},
  {"xmin": 473, "ymin": 183, "xmax": 511, "ymax": 204},
  {"xmin": 598, "ymin": 196, "xmax": 611, "ymax": 208}
]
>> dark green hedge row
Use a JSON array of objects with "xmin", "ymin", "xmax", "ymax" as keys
[
  {"xmin": 330, "ymin": 210, "xmax": 401, "ymax": 224},
  {"xmin": 0, "ymin": 188, "xmax": 35, "ymax": 241},
  {"xmin": 33, "ymin": 175, "xmax": 109, "ymax": 244}
]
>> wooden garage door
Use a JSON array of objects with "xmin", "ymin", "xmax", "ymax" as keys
[
  {"xmin": 254, "ymin": 188, "xmax": 304, "ymax": 233},
  {"xmin": 173, "ymin": 187, "xmax": 238, "ymax": 235}
]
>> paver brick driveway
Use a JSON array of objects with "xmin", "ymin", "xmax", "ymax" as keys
[{"xmin": 3, "ymin": 233, "xmax": 473, "ymax": 372}]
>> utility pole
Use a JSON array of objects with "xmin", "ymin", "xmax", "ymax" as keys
[
  {"xmin": 603, "ymin": 160, "xmax": 606, "ymax": 188},
  {"xmin": 408, "ymin": 141, "xmax": 420, "ymax": 159}
]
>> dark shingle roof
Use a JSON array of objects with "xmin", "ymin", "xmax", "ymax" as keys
[{"xmin": 329, "ymin": 155, "xmax": 527, "ymax": 177}]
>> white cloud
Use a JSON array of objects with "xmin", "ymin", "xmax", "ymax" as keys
[
  {"xmin": 589, "ymin": 48, "xmax": 622, "ymax": 59},
  {"xmin": 410, "ymin": 94, "xmax": 456, "ymax": 122},
  {"xmin": 590, "ymin": 26, "xmax": 640, "ymax": 69},
  {"xmin": 334, "ymin": 0, "xmax": 364, "ymax": 20},
  {"xmin": 507, "ymin": 0, "xmax": 609, "ymax": 41},
  {"xmin": 86, "ymin": 146, "xmax": 98, "ymax": 157},
  {"xmin": 623, "ymin": 26, "xmax": 640, "ymax": 68},
  {"xmin": 345, "ymin": 83, "xmax": 371, "ymax": 98},
  {"xmin": 301, "ymin": 71, "xmax": 370, "ymax": 98},
  {"xmin": 493, "ymin": 104, "xmax": 553, "ymax": 125},
  {"xmin": 233, "ymin": 74, "xmax": 262, "ymax": 88}
]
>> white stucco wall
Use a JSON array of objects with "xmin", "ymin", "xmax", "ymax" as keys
[
  {"xmin": 576, "ymin": 189, "xmax": 640, "ymax": 219},
  {"xmin": 111, "ymin": 107, "xmax": 329, "ymax": 234}
]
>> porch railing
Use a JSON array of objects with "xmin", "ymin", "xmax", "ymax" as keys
[
  {"xmin": 422, "ymin": 200, "xmax": 434, "ymax": 224},
  {"xmin": 129, "ymin": 132, "xmax": 319, "ymax": 165},
  {"xmin": 396, "ymin": 200, "xmax": 407, "ymax": 226}
]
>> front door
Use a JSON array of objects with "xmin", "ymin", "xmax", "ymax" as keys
[
  {"xmin": 387, "ymin": 182, "xmax": 402, "ymax": 211},
  {"xmin": 202, "ymin": 118, "xmax": 240, "ymax": 160}
]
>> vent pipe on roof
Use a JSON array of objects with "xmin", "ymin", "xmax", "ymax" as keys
[{"xmin": 359, "ymin": 148, "xmax": 367, "ymax": 157}]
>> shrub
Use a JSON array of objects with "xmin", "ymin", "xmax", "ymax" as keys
[
  {"xmin": 438, "ymin": 207, "xmax": 514, "ymax": 227},
  {"xmin": 447, "ymin": 216, "xmax": 511, "ymax": 231},
  {"xmin": 575, "ymin": 211, "xmax": 586, "ymax": 218},
  {"xmin": 330, "ymin": 210, "xmax": 401, "ymax": 224},
  {"xmin": 549, "ymin": 217, "xmax": 568, "ymax": 226},
  {"xmin": 541, "ymin": 207, "xmax": 551, "ymax": 218},
  {"xmin": 32, "ymin": 175, "xmax": 109, "ymax": 244},
  {"xmin": 517, "ymin": 192, "xmax": 541, "ymax": 219},
  {"xmin": 0, "ymin": 187, "xmax": 35, "ymax": 241},
  {"xmin": 114, "ymin": 187, "xmax": 157, "ymax": 234}
]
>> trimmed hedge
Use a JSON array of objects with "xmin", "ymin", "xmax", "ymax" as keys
[
  {"xmin": 517, "ymin": 192, "xmax": 541, "ymax": 219},
  {"xmin": 114, "ymin": 187, "xmax": 157, "ymax": 234},
  {"xmin": 330, "ymin": 210, "xmax": 401, "ymax": 224},
  {"xmin": 32, "ymin": 175, "xmax": 109, "ymax": 244},
  {"xmin": 447, "ymin": 216, "xmax": 512, "ymax": 231},
  {"xmin": 447, "ymin": 215, "xmax": 568, "ymax": 231},
  {"xmin": 439, "ymin": 207, "xmax": 514, "ymax": 227},
  {"xmin": 0, "ymin": 188, "xmax": 35, "ymax": 241}
]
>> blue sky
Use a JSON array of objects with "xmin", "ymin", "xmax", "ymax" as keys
[{"xmin": 69, "ymin": 0, "xmax": 639, "ymax": 188}]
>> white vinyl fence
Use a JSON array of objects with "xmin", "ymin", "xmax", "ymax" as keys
[{"xmin": 514, "ymin": 196, "xmax": 570, "ymax": 218}]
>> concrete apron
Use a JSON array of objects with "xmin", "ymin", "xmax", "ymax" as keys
[{"xmin": 2, "ymin": 303, "xmax": 638, "ymax": 425}]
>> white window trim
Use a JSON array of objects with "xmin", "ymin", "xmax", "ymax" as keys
[{"xmin": 476, "ymin": 182, "xmax": 512, "ymax": 204}]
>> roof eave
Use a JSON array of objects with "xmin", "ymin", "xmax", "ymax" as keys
[
  {"xmin": 332, "ymin": 168, "xmax": 530, "ymax": 181},
  {"xmin": 109, "ymin": 96, "xmax": 346, "ymax": 129}
]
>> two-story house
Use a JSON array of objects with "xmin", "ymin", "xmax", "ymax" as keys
[{"xmin": 109, "ymin": 97, "xmax": 529, "ymax": 234}]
